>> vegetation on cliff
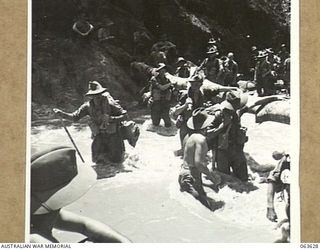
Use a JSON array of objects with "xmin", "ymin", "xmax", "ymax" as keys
[{"xmin": 32, "ymin": 0, "xmax": 290, "ymax": 119}]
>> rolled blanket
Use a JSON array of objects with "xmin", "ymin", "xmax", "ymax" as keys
[
  {"xmin": 131, "ymin": 62, "xmax": 154, "ymax": 78},
  {"xmin": 165, "ymin": 73, "xmax": 229, "ymax": 92},
  {"xmin": 237, "ymin": 80, "xmax": 256, "ymax": 92},
  {"xmin": 255, "ymin": 100, "xmax": 290, "ymax": 125}
]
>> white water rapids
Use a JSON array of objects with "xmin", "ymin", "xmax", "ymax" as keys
[{"xmin": 31, "ymin": 112, "xmax": 290, "ymax": 242}]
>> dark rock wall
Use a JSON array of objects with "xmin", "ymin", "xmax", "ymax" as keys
[{"xmin": 32, "ymin": 0, "xmax": 290, "ymax": 112}]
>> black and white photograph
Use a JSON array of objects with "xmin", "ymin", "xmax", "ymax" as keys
[{"xmin": 28, "ymin": 0, "xmax": 299, "ymax": 243}]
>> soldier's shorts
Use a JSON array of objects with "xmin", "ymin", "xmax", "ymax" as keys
[
  {"xmin": 178, "ymin": 165, "xmax": 211, "ymax": 209},
  {"xmin": 178, "ymin": 165, "xmax": 206, "ymax": 197}
]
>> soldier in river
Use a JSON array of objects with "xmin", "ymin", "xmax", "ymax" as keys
[
  {"xmin": 178, "ymin": 108, "xmax": 221, "ymax": 210},
  {"xmin": 224, "ymin": 52, "xmax": 238, "ymax": 87},
  {"xmin": 148, "ymin": 63, "xmax": 174, "ymax": 127},
  {"xmin": 254, "ymin": 50, "xmax": 268, "ymax": 96},
  {"xmin": 199, "ymin": 46, "xmax": 222, "ymax": 83},
  {"xmin": 171, "ymin": 74, "xmax": 206, "ymax": 154},
  {"xmin": 260, "ymin": 48, "xmax": 278, "ymax": 96},
  {"xmin": 207, "ymin": 91, "xmax": 250, "ymax": 181},
  {"xmin": 53, "ymin": 81, "xmax": 128, "ymax": 164}
]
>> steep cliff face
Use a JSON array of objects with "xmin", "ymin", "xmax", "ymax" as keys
[{"xmin": 32, "ymin": 0, "xmax": 290, "ymax": 115}]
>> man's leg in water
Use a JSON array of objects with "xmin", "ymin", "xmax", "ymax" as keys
[
  {"xmin": 230, "ymin": 146, "xmax": 248, "ymax": 181},
  {"xmin": 151, "ymin": 101, "xmax": 161, "ymax": 126},
  {"xmin": 216, "ymin": 149, "xmax": 231, "ymax": 175},
  {"xmin": 178, "ymin": 170, "xmax": 211, "ymax": 209},
  {"xmin": 161, "ymin": 103, "xmax": 172, "ymax": 127},
  {"xmin": 193, "ymin": 172, "xmax": 212, "ymax": 209},
  {"xmin": 91, "ymin": 134, "xmax": 105, "ymax": 163}
]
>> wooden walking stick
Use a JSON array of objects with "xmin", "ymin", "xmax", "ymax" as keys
[{"xmin": 59, "ymin": 117, "xmax": 85, "ymax": 163}]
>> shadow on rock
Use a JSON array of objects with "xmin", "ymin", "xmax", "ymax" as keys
[
  {"xmin": 208, "ymin": 197, "xmax": 225, "ymax": 212},
  {"xmin": 204, "ymin": 171, "xmax": 258, "ymax": 193},
  {"xmin": 92, "ymin": 163, "xmax": 133, "ymax": 179}
]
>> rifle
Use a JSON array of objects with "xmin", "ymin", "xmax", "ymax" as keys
[{"xmin": 59, "ymin": 117, "xmax": 85, "ymax": 163}]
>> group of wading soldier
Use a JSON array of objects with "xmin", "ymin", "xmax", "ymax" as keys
[
  {"xmin": 53, "ymin": 73, "xmax": 251, "ymax": 213},
  {"xmin": 177, "ymin": 84, "xmax": 251, "ymax": 210},
  {"xmin": 175, "ymin": 78, "xmax": 289, "ymax": 222},
  {"xmin": 145, "ymin": 37, "xmax": 286, "ymax": 212},
  {"xmin": 253, "ymin": 45, "xmax": 290, "ymax": 96},
  {"xmin": 34, "ymin": 37, "xmax": 290, "ymax": 242},
  {"xmin": 198, "ymin": 45, "xmax": 238, "ymax": 87},
  {"xmin": 171, "ymin": 71, "xmax": 290, "ymax": 242}
]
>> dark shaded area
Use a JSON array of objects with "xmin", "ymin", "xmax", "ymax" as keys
[
  {"xmin": 204, "ymin": 172, "xmax": 259, "ymax": 194},
  {"xmin": 202, "ymin": 150, "xmax": 275, "ymax": 193},
  {"xmin": 92, "ymin": 162, "xmax": 133, "ymax": 179},
  {"xmin": 207, "ymin": 198, "xmax": 225, "ymax": 212}
]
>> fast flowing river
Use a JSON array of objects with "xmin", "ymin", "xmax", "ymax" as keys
[{"xmin": 31, "ymin": 111, "xmax": 290, "ymax": 243}]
